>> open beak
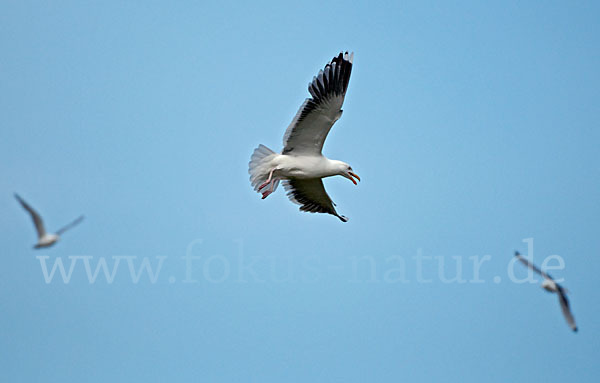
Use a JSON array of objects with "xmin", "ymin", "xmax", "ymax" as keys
[{"xmin": 347, "ymin": 171, "xmax": 361, "ymax": 185}]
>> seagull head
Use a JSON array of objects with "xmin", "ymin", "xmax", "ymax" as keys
[
  {"xmin": 541, "ymin": 279, "xmax": 558, "ymax": 293},
  {"xmin": 335, "ymin": 161, "xmax": 360, "ymax": 185}
]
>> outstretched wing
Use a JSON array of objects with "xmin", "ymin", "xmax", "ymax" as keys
[
  {"xmin": 282, "ymin": 52, "xmax": 353, "ymax": 155},
  {"xmin": 556, "ymin": 286, "xmax": 578, "ymax": 332},
  {"xmin": 15, "ymin": 193, "xmax": 46, "ymax": 238},
  {"xmin": 283, "ymin": 179, "xmax": 348, "ymax": 222},
  {"xmin": 515, "ymin": 252, "xmax": 553, "ymax": 280},
  {"xmin": 56, "ymin": 215, "xmax": 85, "ymax": 235}
]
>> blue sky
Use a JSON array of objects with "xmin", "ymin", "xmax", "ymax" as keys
[{"xmin": 1, "ymin": 0, "xmax": 599, "ymax": 381}]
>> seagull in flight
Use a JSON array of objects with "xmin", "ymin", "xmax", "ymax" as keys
[
  {"xmin": 15, "ymin": 193, "xmax": 84, "ymax": 249},
  {"xmin": 515, "ymin": 251, "xmax": 578, "ymax": 332},
  {"xmin": 249, "ymin": 52, "xmax": 360, "ymax": 222}
]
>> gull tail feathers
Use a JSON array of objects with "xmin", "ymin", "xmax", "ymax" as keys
[{"xmin": 249, "ymin": 144, "xmax": 279, "ymax": 193}]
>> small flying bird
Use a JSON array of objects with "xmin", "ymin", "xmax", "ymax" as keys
[
  {"xmin": 515, "ymin": 251, "xmax": 578, "ymax": 332},
  {"xmin": 15, "ymin": 193, "xmax": 84, "ymax": 249},
  {"xmin": 249, "ymin": 52, "xmax": 360, "ymax": 222}
]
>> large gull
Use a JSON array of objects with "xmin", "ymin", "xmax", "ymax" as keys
[
  {"xmin": 249, "ymin": 52, "xmax": 360, "ymax": 222},
  {"xmin": 515, "ymin": 251, "xmax": 578, "ymax": 332},
  {"xmin": 15, "ymin": 193, "xmax": 84, "ymax": 249}
]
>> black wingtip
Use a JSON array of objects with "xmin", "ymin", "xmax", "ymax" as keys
[
  {"xmin": 514, "ymin": 251, "xmax": 520, "ymax": 256},
  {"xmin": 573, "ymin": 327, "xmax": 578, "ymax": 333},
  {"xmin": 14, "ymin": 193, "xmax": 26, "ymax": 206},
  {"xmin": 338, "ymin": 215, "xmax": 349, "ymax": 223}
]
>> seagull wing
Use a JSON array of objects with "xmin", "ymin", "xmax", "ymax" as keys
[
  {"xmin": 56, "ymin": 215, "xmax": 84, "ymax": 235},
  {"xmin": 557, "ymin": 285, "xmax": 577, "ymax": 332},
  {"xmin": 15, "ymin": 193, "xmax": 46, "ymax": 238},
  {"xmin": 515, "ymin": 252, "xmax": 553, "ymax": 280},
  {"xmin": 282, "ymin": 52, "xmax": 353, "ymax": 155},
  {"xmin": 283, "ymin": 179, "xmax": 348, "ymax": 222}
]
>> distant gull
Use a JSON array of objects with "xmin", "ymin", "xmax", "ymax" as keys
[
  {"xmin": 15, "ymin": 193, "xmax": 84, "ymax": 249},
  {"xmin": 515, "ymin": 251, "xmax": 578, "ymax": 332},
  {"xmin": 249, "ymin": 52, "xmax": 360, "ymax": 222}
]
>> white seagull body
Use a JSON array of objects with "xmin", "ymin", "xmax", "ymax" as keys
[
  {"xmin": 515, "ymin": 251, "xmax": 578, "ymax": 332},
  {"xmin": 249, "ymin": 52, "xmax": 360, "ymax": 222},
  {"xmin": 15, "ymin": 193, "xmax": 84, "ymax": 249}
]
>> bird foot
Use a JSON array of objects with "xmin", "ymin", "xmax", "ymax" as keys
[
  {"xmin": 258, "ymin": 181, "xmax": 269, "ymax": 191},
  {"xmin": 261, "ymin": 190, "xmax": 273, "ymax": 199}
]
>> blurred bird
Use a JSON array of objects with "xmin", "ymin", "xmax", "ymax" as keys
[
  {"xmin": 249, "ymin": 52, "xmax": 360, "ymax": 222},
  {"xmin": 15, "ymin": 193, "xmax": 84, "ymax": 249},
  {"xmin": 515, "ymin": 251, "xmax": 577, "ymax": 332}
]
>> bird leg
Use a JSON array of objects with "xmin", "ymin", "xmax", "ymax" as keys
[
  {"xmin": 258, "ymin": 168, "xmax": 276, "ymax": 191},
  {"xmin": 261, "ymin": 177, "xmax": 277, "ymax": 199}
]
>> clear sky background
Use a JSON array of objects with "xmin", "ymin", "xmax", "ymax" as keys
[{"xmin": 1, "ymin": 1, "xmax": 599, "ymax": 382}]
